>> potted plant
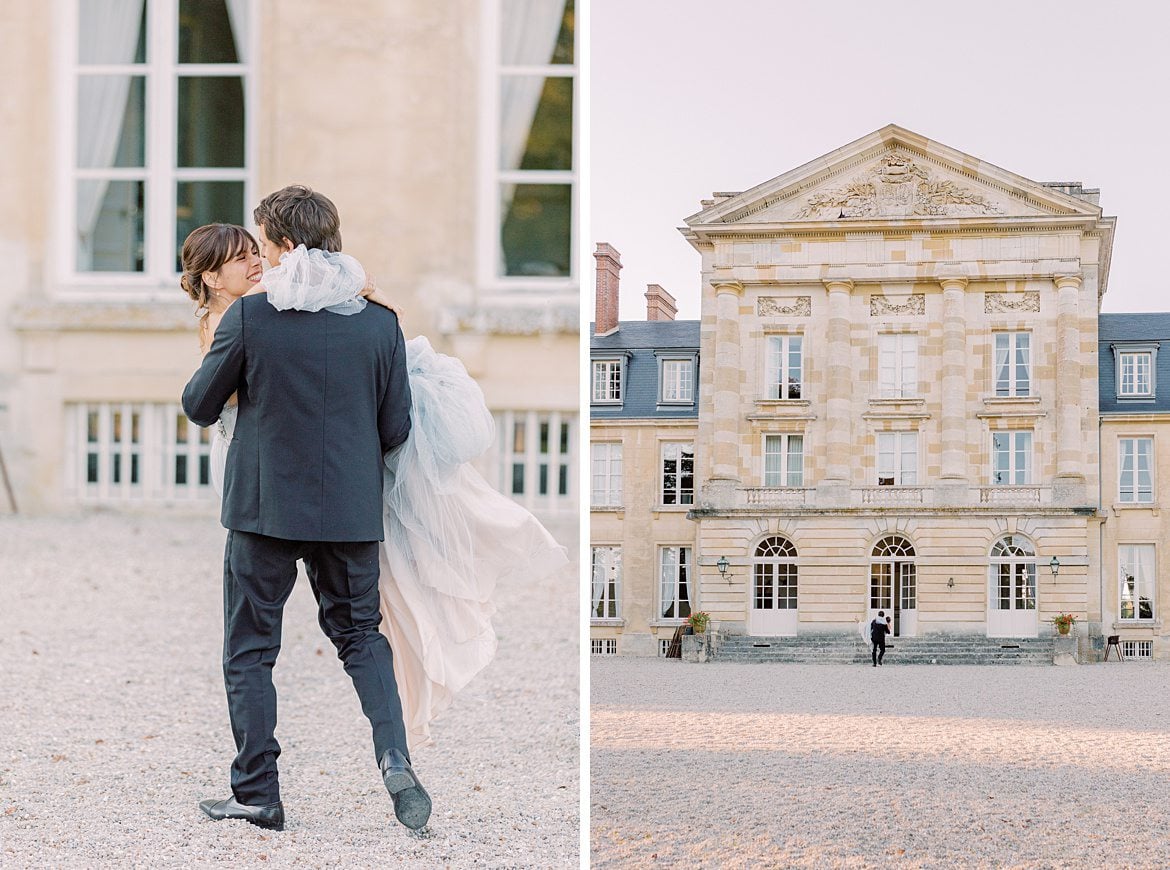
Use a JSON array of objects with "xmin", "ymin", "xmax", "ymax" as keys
[
  {"xmin": 1052, "ymin": 612, "xmax": 1077, "ymax": 636},
  {"xmin": 687, "ymin": 611, "xmax": 711, "ymax": 635}
]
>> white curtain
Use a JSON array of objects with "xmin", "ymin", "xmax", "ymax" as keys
[
  {"xmin": 225, "ymin": 0, "xmax": 249, "ymax": 63},
  {"xmin": 591, "ymin": 551, "xmax": 606, "ymax": 617},
  {"xmin": 497, "ymin": 0, "xmax": 567, "ymax": 261},
  {"xmin": 77, "ymin": 0, "xmax": 146, "ymax": 270}
]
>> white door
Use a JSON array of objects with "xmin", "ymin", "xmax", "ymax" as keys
[
  {"xmin": 749, "ymin": 560, "xmax": 798, "ymax": 636},
  {"xmin": 870, "ymin": 560, "xmax": 917, "ymax": 637},
  {"xmin": 987, "ymin": 561, "xmax": 1038, "ymax": 637}
]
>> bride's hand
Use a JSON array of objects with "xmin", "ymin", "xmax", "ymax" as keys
[{"xmin": 361, "ymin": 274, "xmax": 398, "ymax": 315}]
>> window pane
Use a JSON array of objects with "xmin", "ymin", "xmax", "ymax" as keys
[
  {"xmin": 79, "ymin": 0, "xmax": 147, "ymax": 64},
  {"xmin": 175, "ymin": 181, "xmax": 244, "ymax": 270},
  {"xmin": 500, "ymin": 75, "xmax": 573, "ymax": 171},
  {"xmin": 500, "ymin": 184, "xmax": 571, "ymax": 277},
  {"xmin": 178, "ymin": 0, "xmax": 244, "ymax": 64},
  {"xmin": 177, "ymin": 77, "xmax": 245, "ymax": 167},
  {"xmin": 78, "ymin": 75, "xmax": 146, "ymax": 168},
  {"xmin": 501, "ymin": 0, "xmax": 573, "ymax": 65},
  {"xmin": 77, "ymin": 179, "xmax": 144, "ymax": 272}
]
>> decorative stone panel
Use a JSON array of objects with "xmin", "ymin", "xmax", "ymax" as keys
[
  {"xmin": 984, "ymin": 292, "xmax": 1041, "ymax": 314},
  {"xmin": 869, "ymin": 294, "xmax": 925, "ymax": 316},
  {"xmin": 757, "ymin": 296, "xmax": 811, "ymax": 317}
]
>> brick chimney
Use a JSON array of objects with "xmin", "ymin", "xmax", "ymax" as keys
[
  {"xmin": 644, "ymin": 284, "xmax": 677, "ymax": 322},
  {"xmin": 594, "ymin": 242, "xmax": 622, "ymax": 335}
]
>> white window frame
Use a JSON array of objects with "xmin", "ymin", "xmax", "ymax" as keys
[
  {"xmin": 991, "ymin": 430, "xmax": 1033, "ymax": 485},
  {"xmin": 659, "ymin": 358, "xmax": 694, "ymax": 404},
  {"xmin": 764, "ymin": 334, "xmax": 803, "ymax": 400},
  {"xmin": 56, "ymin": 0, "xmax": 257, "ymax": 297},
  {"xmin": 877, "ymin": 333, "xmax": 918, "ymax": 399},
  {"xmin": 1119, "ymin": 544, "xmax": 1156, "ymax": 621},
  {"xmin": 63, "ymin": 401, "xmax": 216, "ymax": 503},
  {"xmin": 1122, "ymin": 640, "xmax": 1153, "ymax": 659},
  {"xmin": 476, "ymin": 0, "xmax": 577, "ymax": 296},
  {"xmin": 494, "ymin": 410, "xmax": 576, "ymax": 515},
  {"xmin": 591, "ymin": 359, "xmax": 623, "ymax": 404},
  {"xmin": 763, "ymin": 433, "xmax": 804, "ymax": 487},
  {"xmin": 1114, "ymin": 345, "xmax": 1157, "ymax": 399},
  {"xmin": 660, "ymin": 442, "xmax": 694, "ymax": 506},
  {"xmin": 1119, "ymin": 437, "xmax": 1155, "ymax": 504},
  {"xmin": 994, "ymin": 332, "xmax": 1032, "ymax": 397},
  {"xmin": 876, "ymin": 431, "xmax": 918, "ymax": 486},
  {"xmin": 590, "ymin": 441, "xmax": 622, "ymax": 507},
  {"xmin": 659, "ymin": 545, "xmax": 692, "ymax": 621},
  {"xmin": 591, "ymin": 638, "xmax": 617, "ymax": 656},
  {"xmin": 591, "ymin": 545, "xmax": 621, "ymax": 621}
]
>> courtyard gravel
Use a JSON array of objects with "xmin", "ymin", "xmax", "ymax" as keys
[
  {"xmin": 0, "ymin": 513, "xmax": 579, "ymax": 869},
  {"xmin": 592, "ymin": 656, "xmax": 1170, "ymax": 869}
]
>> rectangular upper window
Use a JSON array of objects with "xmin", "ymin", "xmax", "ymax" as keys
[
  {"xmin": 764, "ymin": 434, "xmax": 804, "ymax": 487},
  {"xmin": 1118, "ymin": 351, "xmax": 1154, "ymax": 397},
  {"xmin": 994, "ymin": 332, "xmax": 1031, "ymax": 397},
  {"xmin": 992, "ymin": 431, "xmax": 1033, "ymax": 485},
  {"xmin": 591, "ymin": 359, "xmax": 622, "ymax": 403},
  {"xmin": 661, "ymin": 443, "xmax": 694, "ymax": 506},
  {"xmin": 66, "ymin": 0, "xmax": 253, "ymax": 288},
  {"xmin": 877, "ymin": 334, "xmax": 918, "ymax": 398},
  {"xmin": 765, "ymin": 335, "xmax": 803, "ymax": 400},
  {"xmin": 1119, "ymin": 437, "xmax": 1154, "ymax": 503},
  {"xmin": 876, "ymin": 432, "xmax": 917, "ymax": 486},
  {"xmin": 480, "ymin": 0, "xmax": 576, "ymax": 292},
  {"xmin": 590, "ymin": 442, "xmax": 622, "ymax": 507},
  {"xmin": 660, "ymin": 359, "xmax": 694, "ymax": 403}
]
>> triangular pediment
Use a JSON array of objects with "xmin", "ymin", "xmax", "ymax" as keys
[{"xmin": 686, "ymin": 125, "xmax": 1103, "ymax": 228}]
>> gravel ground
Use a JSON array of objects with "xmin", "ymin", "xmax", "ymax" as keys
[
  {"xmin": 0, "ymin": 513, "xmax": 579, "ymax": 869},
  {"xmin": 591, "ymin": 658, "xmax": 1170, "ymax": 869}
]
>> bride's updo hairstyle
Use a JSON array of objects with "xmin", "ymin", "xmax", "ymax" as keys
[
  {"xmin": 254, "ymin": 184, "xmax": 343, "ymax": 253},
  {"xmin": 180, "ymin": 223, "xmax": 259, "ymax": 313}
]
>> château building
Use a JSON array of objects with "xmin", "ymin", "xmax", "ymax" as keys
[{"xmin": 589, "ymin": 124, "xmax": 1170, "ymax": 659}]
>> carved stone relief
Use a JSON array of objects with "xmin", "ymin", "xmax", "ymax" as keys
[
  {"xmin": 870, "ymin": 294, "xmax": 925, "ymax": 316},
  {"xmin": 984, "ymin": 292, "xmax": 1041, "ymax": 314},
  {"xmin": 757, "ymin": 296, "xmax": 812, "ymax": 317},
  {"xmin": 796, "ymin": 152, "xmax": 1005, "ymax": 220}
]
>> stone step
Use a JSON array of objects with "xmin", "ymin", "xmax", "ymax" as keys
[{"xmin": 714, "ymin": 634, "xmax": 1056, "ymax": 665}]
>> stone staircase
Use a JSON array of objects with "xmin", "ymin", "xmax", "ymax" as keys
[{"xmin": 715, "ymin": 632, "xmax": 1056, "ymax": 665}]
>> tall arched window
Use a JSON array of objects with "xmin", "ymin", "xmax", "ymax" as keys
[
  {"xmin": 753, "ymin": 536, "xmax": 798, "ymax": 611},
  {"xmin": 990, "ymin": 535, "xmax": 1036, "ymax": 611},
  {"xmin": 870, "ymin": 536, "xmax": 916, "ymax": 636}
]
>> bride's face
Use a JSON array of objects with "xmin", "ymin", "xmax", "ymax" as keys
[{"xmin": 207, "ymin": 243, "xmax": 263, "ymax": 298}]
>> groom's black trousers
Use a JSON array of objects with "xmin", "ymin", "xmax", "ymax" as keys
[{"xmin": 222, "ymin": 530, "xmax": 409, "ymax": 805}]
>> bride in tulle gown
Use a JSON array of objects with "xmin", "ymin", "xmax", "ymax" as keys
[{"xmin": 181, "ymin": 226, "xmax": 569, "ymax": 750}]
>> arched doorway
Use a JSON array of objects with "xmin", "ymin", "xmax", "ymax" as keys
[
  {"xmin": 870, "ymin": 535, "xmax": 917, "ymax": 637},
  {"xmin": 749, "ymin": 536, "xmax": 798, "ymax": 636},
  {"xmin": 988, "ymin": 534, "xmax": 1038, "ymax": 637}
]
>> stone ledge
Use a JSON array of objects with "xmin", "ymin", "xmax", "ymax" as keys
[{"xmin": 13, "ymin": 301, "xmax": 196, "ymax": 332}]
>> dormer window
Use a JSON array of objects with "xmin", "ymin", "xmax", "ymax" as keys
[
  {"xmin": 591, "ymin": 358, "xmax": 623, "ymax": 403},
  {"xmin": 1113, "ymin": 343, "xmax": 1158, "ymax": 400}
]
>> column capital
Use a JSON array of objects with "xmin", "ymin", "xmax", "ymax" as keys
[
  {"xmin": 710, "ymin": 278, "xmax": 744, "ymax": 296},
  {"xmin": 822, "ymin": 278, "xmax": 854, "ymax": 293},
  {"xmin": 938, "ymin": 276, "xmax": 968, "ymax": 292},
  {"xmin": 1053, "ymin": 273, "xmax": 1083, "ymax": 291}
]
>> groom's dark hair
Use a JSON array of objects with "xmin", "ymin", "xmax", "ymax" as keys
[{"xmin": 254, "ymin": 184, "xmax": 342, "ymax": 252}]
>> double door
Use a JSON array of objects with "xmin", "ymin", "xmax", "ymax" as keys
[{"xmin": 870, "ymin": 560, "xmax": 917, "ymax": 637}]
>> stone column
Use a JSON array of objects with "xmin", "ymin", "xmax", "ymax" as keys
[
  {"xmin": 1054, "ymin": 274, "xmax": 1084, "ymax": 483},
  {"xmin": 939, "ymin": 277, "xmax": 969, "ymax": 485},
  {"xmin": 822, "ymin": 279, "xmax": 853, "ymax": 487},
  {"xmin": 710, "ymin": 279, "xmax": 744, "ymax": 483}
]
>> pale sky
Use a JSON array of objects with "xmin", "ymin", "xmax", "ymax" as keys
[{"xmin": 590, "ymin": 0, "xmax": 1170, "ymax": 322}]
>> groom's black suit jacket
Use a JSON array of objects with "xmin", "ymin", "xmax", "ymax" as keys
[{"xmin": 182, "ymin": 295, "xmax": 411, "ymax": 542}]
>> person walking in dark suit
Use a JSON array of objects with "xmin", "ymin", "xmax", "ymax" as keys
[
  {"xmin": 182, "ymin": 186, "xmax": 428, "ymax": 832},
  {"xmin": 871, "ymin": 610, "xmax": 892, "ymax": 667}
]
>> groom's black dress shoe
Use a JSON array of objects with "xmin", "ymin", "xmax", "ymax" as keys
[
  {"xmin": 198, "ymin": 796, "xmax": 285, "ymax": 831},
  {"xmin": 380, "ymin": 748, "xmax": 432, "ymax": 830}
]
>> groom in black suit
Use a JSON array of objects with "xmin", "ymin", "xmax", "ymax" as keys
[{"xmin": 182, "ymin": 186, "xmax": 430, "ymax": 832}]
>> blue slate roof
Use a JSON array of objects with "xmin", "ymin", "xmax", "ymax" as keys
[
  {"xmin": 1099, "ymin": 313, "xmax": 1170, "ymax": 414},
  {"xmin": 590, "ymin": 320, "xmax": 701, "ymax": 419}
]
